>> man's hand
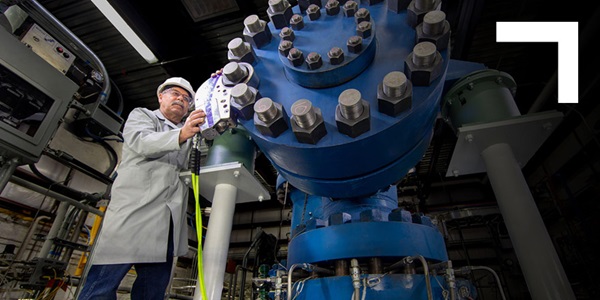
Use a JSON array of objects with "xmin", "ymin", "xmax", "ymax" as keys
[{"xmin": 179, "ymin": 109, "xmax": 206, "ymax": 144}]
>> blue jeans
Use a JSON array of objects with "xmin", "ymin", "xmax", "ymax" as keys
[{"xmin": 78, "ymin": 221, "xmax": 174, "ymax": 300}]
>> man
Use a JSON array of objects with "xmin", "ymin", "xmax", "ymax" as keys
[{"xmin": 78, "ymin": 77, "xmax": 206, "ymax": 299}]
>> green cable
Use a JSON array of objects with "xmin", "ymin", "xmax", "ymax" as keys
[{"xmin": 193, "ymin": 172, "xmax": 208, "ymax": 299}]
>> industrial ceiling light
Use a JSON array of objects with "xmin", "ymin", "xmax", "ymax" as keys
[{"xmin": 91, "ymin": 0, "xmax": 158, "ymax": 63}]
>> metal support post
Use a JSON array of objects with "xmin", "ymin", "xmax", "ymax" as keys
[
  {"xmin": 481, "ymin": 143, "xmax": 575, "ymax": 300},
  {"xmin": 195, "ymin": 183, "xmax": 238, "ymax": 300}
]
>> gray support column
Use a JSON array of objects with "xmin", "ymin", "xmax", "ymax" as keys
[
  {"xmin": 195, "ymin": 183, "xmax": 238, "ymax": 300},
  {"xmin": 481, "ymin": 143, "xmax": 575, "ymax": 300}
]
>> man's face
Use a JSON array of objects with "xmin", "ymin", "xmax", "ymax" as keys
[{"xmin": 158, "ymin": 86, "xmax": 192, "ymax": 123}]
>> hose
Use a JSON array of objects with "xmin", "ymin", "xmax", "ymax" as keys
[
  {"xmin": 468, "ymin": 266, "xmax": 507, "ymax": 300},
  {"xmin": 190, "ymin": 135, "xmax": 207, "ymax": 300}
]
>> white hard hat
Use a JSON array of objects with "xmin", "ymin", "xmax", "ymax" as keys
[{"xmin": 156, "ymin": 77, "xmax": 195, "ymax": 100}]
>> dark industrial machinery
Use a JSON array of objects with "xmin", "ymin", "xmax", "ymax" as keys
[{"xmin": 194, "ymin": 0, "xmax": 494, "ymax": 299}]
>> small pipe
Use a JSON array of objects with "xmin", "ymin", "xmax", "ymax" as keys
[
  {"xmin": 413, "ymin": 255, "xmax": 433, "ymax": 300},
  {"xmin": 38, "ymin": 201, "xmax": 69, "ymax": 259},
  {"xmin": 0, "ymin": 157, "xmax": 20, "ymax": 193},
  {"xmin": 287, "ymin": 263, "xmax": 333, "ymax": 300},
  {"xmin": 14, "ymin": 215, "xmax": 51, "ymax": 261},
  {"xmin": 351, "ymin": 259, "xmax": 361, "ymax": 300},
  {"xmin": 468, "ymin": 266, "xmax": 507, "ymax": 300},
  {"xmin": 9, "ymin": 176, "xmax": 104, "ymax": 216},
  {"xmin": 286, "ymin": 263, "xmax": 302, "ymax": 300},
  {"xmin": 446, "ymin": 261, "xmax": 456, "ymax": 300},
  {"xmin": 385, "ymin": 256, "xmax": 433, "ymax": 300}
]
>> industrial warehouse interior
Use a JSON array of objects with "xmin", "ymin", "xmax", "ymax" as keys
[{"xmin": 0, "ymin": 0, "xmax": 599, "ymax": 299}]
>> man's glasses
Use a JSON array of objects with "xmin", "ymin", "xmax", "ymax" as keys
[{"xmin": 162, "ymin": 88, "xmax": 193, "ymax": 104}]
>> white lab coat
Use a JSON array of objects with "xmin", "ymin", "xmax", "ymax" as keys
[{"xmin": 91, "ymin": 108, "xmax": 191, "ymax": 264}]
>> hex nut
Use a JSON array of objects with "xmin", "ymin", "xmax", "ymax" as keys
[
  {"xmin": 298, "ymin": 0, "xmax": 322, "ymax": 14},
  {"xmin": 407, "ymin": 0, "xmax": 441, "ymax": 27},
  {"xmin": 307, "ymin": 4, "xmax": 321, "ymax": 20},
  {"xmin": 243, "ymin": 16, "xmax": 273, "ymax": 48},
  {"xmin": 404, "ymin": 49, "xmax": 443, "ymax": 86},
  {"xmin": 335, "ymin": 99, "xmax": 370, "ymax": 137},
  {"xmin": 360, "ymin": 209, "xmax": 386, "ymax": 222},
  {"xmin": 279, "ymin": 27, "xmax": 295, "ymax": 42},
  {"xmin": 279, "ymin": 40, "xmax": 294, "ymax": 56},
  {"xmin": 291, "ymin": 107, "xmax": 327, "ymax": 144},
  {"xmin": 328, "ymin": 47, "xmax": 345, "ymax": 65},
  {"xmin": 346, "ymin": 36, "xmax": 363, "ymax": 53},
  {"xmin": 289, "ymin": 14, "xmax": 305, "ymax": 30},
  {"xmin": 267, "ymin": 0, "xmax": 294, "ymax": 29},
  {"xmin": 306, "ymin": 52, "xmax": 323, "ymax": 70},
  {"xmin": 329, "ymin": 212, "xmax": 352, "ymax": 225},
  {"xmin": 377, "ymin": 79, "xmax": 413, "ymax": 116},
  {"xmin": 253, "ymin": 101, "xmax": 289, "ymax": 137},
  {"xmin": 287, "ymin": 48, "xmax": 304, "ymax": 67},
  {"xmin": 356, "ymin": 21, "xmax": 372, "ymax": 38},
  {"xmin": 231, "ymin": 84, "xmax": 261, "ymax": 120},
  {"xmin": 325, "ymin": 0, "xmax": 340, "ymax": 15},
  {"xmin": 354, "ymin": 8, "xmax": 370, "ymax": 23},
  {"xmin": 388, "ymin": 0, "xmax": 413, "ymax": 13},
  {"xmin": 343, "ymin": 1, "xmax": 358, "ymax": 17},
  {"xmin": 416, "ymin": 19, "xmax": 450, "ymax": 50}
]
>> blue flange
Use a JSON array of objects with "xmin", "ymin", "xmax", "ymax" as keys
[
  {"xmin": 287, "ymin": 222, "xmax": 448, "ymax": 265},
  {"xmin": 236, "ymin": 2, "xmax": 450, "ymax": 197}
]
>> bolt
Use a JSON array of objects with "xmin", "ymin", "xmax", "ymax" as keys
[
  {"xmin": 354, "ymin": 8, "xmax": 370, "ymax": 23},
  {"xmin": 415, "ymin": 0, "xmax": 435, "ymax": 11},
  {"xmin": 234, "ymin": 170, "xmax": 240, "ymax": 178},
  {"xmin": 223, "ymin": 61, "xmax": 248, "ymax": 83},
  {"xmin": 423, "ymin": 11, "xmax": 446, "ymax": 35},
  {"xmin": 452, "ymin": 169, "xmax": 459, "ymax": 177},
  {"xmin": 328, "ymin": 47, "xmax": 345, "ymax": 65},
  {"xmin": 465, "ymin": 134, "xmax": 473, "ymax": 143},
  {"xmin": 543, "ymin": 122, "xmax": 553, "ymax": 131},
  {"xmin": 325, "ymin": 0, "xmax": 340, "ymax": 15},
  {"xmin": 307, "ymin": 4, "xmax": 321, "ymax": 20},
  {"xmin": 412, "ymin": 41, "xmax": 437, "ymax": 67},
  {"xmin": 279, "ymin": 27, "xmax": 295, "ymax": 41},
  {"xmin": 258, "ymin": 195, "xmax": 264, "ymax": 202},
  {"xmin": 343, "ymin": 1, "xmax": 358, "ymax": 17},
  {"xmin": 287, "ymin": 48, "xmax": 304, "ymax": 66},
  {"xmin": 338, "ymin": 89, "xmax": 364, "ymax": 120},
  {"xmin": 244, "ymin": 15, "xmax": 263, "ymax": 33},
  {"xmin": 231, "ymin": 83, "xmax": 254, "ymax": 105},
  {"xmin": 278, "ymin": 40, "xmax": 293, "ymax": 56},
  {"xmin": 306, "ymin": 52, "xmax": 323, "ymax": 70},
  {"xmin": 357, "ymin": 21, "xmax": 372, "ymax": 38},
  {"xmin": 254, "ymin": 97, "xmax": 279, "ymax": 122},
  {"xmin": 290, "ymin": 14, "xmax": 305, "ymax": 30},
  {"xmin": 228, "ymin": 37, "xmax": 249, "ymax": 57},
  {"xmin": 269, "ymin": 0, "xmax": 287, "ymax": 12},
  {"xmin": 382, "ymin": 71, "xmax": 407, "ymax": 98},
  {"xmin": 291, "ymin": 99, "xmax": 317, "ymax": 128},
  {"xmin": 347, "ymin": 35, "xmax": 363, "ymax": 53}
]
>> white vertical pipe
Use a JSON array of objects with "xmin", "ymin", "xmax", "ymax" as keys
[
  {"xmin": 194, "ymin": 183, "xmax": 238, "ymax": 300},
  {"xmin": 481, "ymin": 143, "xmax": 575, "ymax": 300},
  {"xmin": 38, "ymin": 201, "xmax": 69, "ymax": 259}
]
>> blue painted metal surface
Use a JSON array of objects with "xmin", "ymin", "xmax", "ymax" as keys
[
  {"xmin": 286, "ymin": 185, "xmax": 448, "ymax": 266},
  {"xmin": 237, "ymin": 2, "xmax": 450, "ymax": 198},
  {"xmin": 290, "ymin": 274, "xmax": 447, "ymax": 300},
  {"xmin": 287, "ymin": 220, "xmax": 448, "ymax": 265}
]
